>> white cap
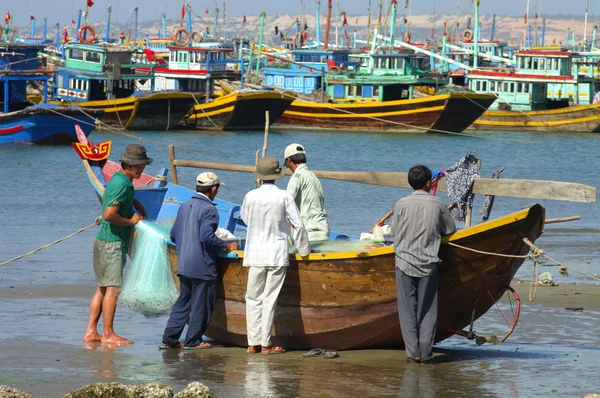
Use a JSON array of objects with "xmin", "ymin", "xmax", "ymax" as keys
[
  {"xmin": 284, "ymin": 143, "xmax": 306, "ymax": 160},
  {"xmin": 196, "ymin": 172, "xmax": 224, "ymax": 186}
]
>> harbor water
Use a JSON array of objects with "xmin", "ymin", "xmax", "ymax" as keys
[{"xmin": 1, "ymin": 127, "xmax": 599, "ymax": 396}]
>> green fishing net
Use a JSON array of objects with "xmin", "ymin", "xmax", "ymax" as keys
[{"xmin": 119, "ymin": 220, "xmax": 178, "ymax": 317}]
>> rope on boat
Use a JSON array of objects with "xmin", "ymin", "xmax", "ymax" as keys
[
  {"xmin": 447, "ymin": 238, "xmax": 600, "ymax": 302},
  {"xmin": 191, "ymin": 93, "xmax": 223, "ymax": 131},
  {"xmin": 322, "ymin": 103, "xmax": 533, "ymax": 143},
  {"xmin": 0, "ymin": 217, "xmax": 102, "ymax": 268}
]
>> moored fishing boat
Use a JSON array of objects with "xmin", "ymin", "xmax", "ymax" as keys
[
  {"xmin": 268, "ymin": 51, "xmax": 495, "ymax": 133},
  {"xmin": 0, "ymin": 104, "xmax": 99, "ymax": 144},
  {"xmin": 1, "ymin": 43, "xmax": 100, "ymax": 144},
  {"xmin": 468, "ymin": 50, "xmax": 600, "ymax": 132},
  {"xmin": 74, "ymin": 133, "xmax": 596, "ymax": 350},
  {"xmin": 42, "ymin": 43, "xmax": 196, "ymax": 130},
  {"xmin": 135, "ymin": 41, "xmax": 296, "ymax": 131}
]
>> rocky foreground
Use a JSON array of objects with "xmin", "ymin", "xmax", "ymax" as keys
[{"xmin": 0, "ymin": 382, "xmax": 216, "ymax": 398}]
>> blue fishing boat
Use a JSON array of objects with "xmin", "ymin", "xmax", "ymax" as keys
[{"xmin": 0, "ymin": 43, "xmax": 100, "ymax": 144}]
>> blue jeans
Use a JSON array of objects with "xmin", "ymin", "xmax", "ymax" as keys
[{"xmin": 162, "ymin": 275, "xmax": 216, "ymax": 347}]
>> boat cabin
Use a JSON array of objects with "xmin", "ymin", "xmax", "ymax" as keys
[
  {"xmin": 468, "ymin": 49, "xmax": 598, "ymax": 110},
  {"xmin": 53, "ymin": 43, "xmax": 147, "ymax": 101},
  {"xmin": 136, "ymin": 42, "xmax": 242, "ymax": 94},
  {"xmin": 262, "ymin": 49, "xmax": 357, "ymax": 94},
  {"xmin": 326, "ymin": 53, "xmax": 447, "ymax": 103},
  {"xmin": 0, "ymin": 43, "xmax": 49, "ymax": 113}
]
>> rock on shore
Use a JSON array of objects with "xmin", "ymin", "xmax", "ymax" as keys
[
  {"xmin": 0, "ymin": 382, "xmax": 216, "ymax": 398},
  {"xmin": 0, "ymin": 386, "xmax": 33, "ymax": 398}
]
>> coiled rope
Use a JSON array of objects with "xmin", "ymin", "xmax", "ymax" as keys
[{"xmin": 0, "ymin": 216, "xmax": 102, "ymax": 268}]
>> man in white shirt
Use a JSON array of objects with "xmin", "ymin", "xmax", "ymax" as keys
[
  {"xmin": 241, "ymin": 156, "xmax": 311, "ymax": 355},
  {"xmin": 284, "ymin": 143, "xmax": 330, "ymax": 241}
]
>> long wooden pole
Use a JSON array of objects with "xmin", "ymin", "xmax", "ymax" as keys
[
  {"xmin": 168, "ymin": 159, "xmax": 597, "ymax": 203},
  {"xmin": 324, "ymin": 0, "xmax": 332, "ymax": 49},
  {"xmin": 169, "ymin": 145, "xmax": 178, "ymax": 184}
]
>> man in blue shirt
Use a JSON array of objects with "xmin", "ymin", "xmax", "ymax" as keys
[{"xmin": 162, "ymin": 172, "xmax": 239, "ymax": 349}]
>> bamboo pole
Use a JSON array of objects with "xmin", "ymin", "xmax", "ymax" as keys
[
  {"xmin": 262, "ymin": 111, "xmax": 269, "ymax": 158},
  {"xmin": 169, "ymin": 144, "xmax": 178, "ymax": 185},
  {"xmin": 166, "ymin": 159, "xmax": 596, "ymax": 203},
  {"xmin": 544, "ymin": 216, "xmax": 580, "ymax": 224}
]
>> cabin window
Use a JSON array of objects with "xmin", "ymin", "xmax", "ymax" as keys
[
  {"xmin": 482, "ymin": 81, "xmax": 488, "ymax": 91},
  {"xmin": 69, "ymin": 49, "xmax": 84, "ymax": 60},
  {"xmin": 517, "ymin": 82, "xmax": 523, "ymax": 92},
  {"xmin": 524, "ymin": 57, "xmax": 531, "ymax": 69},
  {"xmin": 348, "ymin": 86, "xmax": 355, "ymax": 96},
  {"xmin": 532, "ymin": 58, "xmax": 539, "ymax": 70},
  {"xmin": 86, "ymin": 52, "xmax": 101, "ymax": 63},
  {"xmin": 524, "ymin": 84, "xmax": 529, "ymax": 93},
  {"xmin": 356, "ymin": 85, "xmax": 363, "ymax": 96},
  {"xmin": 546, "ymin": 59, "xmax": 552, "ymax": 70},
  {"xmin": 182, "ymin": 53, "xmax": 188, "ymax": 62},
  {"xmin": 333, "ymin": 84, "xmax": 345, "ymax": 99},
  {"xmin": 539, "ymin": 59, "xmax": 545, "ymax": 70},
  {"xmin": 553, "ymin": 58, "xmax": 559, "ymax": 70},
  {"xmin": 510, "ymin": 83, "xmax": 515, "ymax": 92},
  {"xmin": 476, "ymin": 81, "xmax": 481, "ymax": 91},
  {"xmin": 490, "ymin": 81, "xmax": 496, "ymax": 91},
  {"xmin": 373, "ymin": 86, "xmax": 380, "ymax": 97}
]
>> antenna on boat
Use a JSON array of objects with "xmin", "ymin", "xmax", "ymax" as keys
[
  {"xmin": 367, "ymin": 0, "xmax": 372, "ymax": 46},
  {"xmin": 585, "ymin": 0, "xmax": 590, "ymax": 50}
]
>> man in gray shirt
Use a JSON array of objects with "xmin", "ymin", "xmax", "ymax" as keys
[{"xmin": 390, "ymin": 165, "xmax": 456, "ymax": 364}]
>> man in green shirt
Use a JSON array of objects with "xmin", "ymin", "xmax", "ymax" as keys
[
  {"xmin": 284, "ymin": 143, "xmax": 330, "ymax": 241},
  {"xmin": 83, "ymin": 144, "xmax": 152, "ymax": 345}
]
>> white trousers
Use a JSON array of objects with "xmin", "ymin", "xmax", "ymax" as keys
[{"xmin": 245, "ymin": 266, "xmax": 287, "ymax": 347}]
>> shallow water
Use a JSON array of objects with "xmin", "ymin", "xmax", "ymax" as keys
[
  {"xmin": 0, "ymin": 287, "xmax": 599, "ymax": 397},
  {"xmin": 1, "ymin": 128, "xmax": 600, "ymax": 395}
]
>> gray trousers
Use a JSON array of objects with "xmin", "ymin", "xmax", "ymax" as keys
[{"xmin": 395, "ymin": 266, "xmax": 439, "ymax": 360}]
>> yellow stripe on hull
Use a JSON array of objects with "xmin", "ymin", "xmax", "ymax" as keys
[
  {"xmin": 284, "ymin": 105, "xmax": 445, "ymax": 119},
  {"xmin": 187, "ymin": 106, "xmax": 236, "ymax": 119},
  {"xmin": 231, "ymin": 207, "xmax": 532, "ymax": 262}
]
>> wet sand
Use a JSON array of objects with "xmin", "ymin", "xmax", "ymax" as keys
[{"xmin": 1, "ymin": 281, "xmax": 599, "ymax": 397}]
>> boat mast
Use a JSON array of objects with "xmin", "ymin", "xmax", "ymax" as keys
[
  {"xmin": 367, "ymin": 0, "xmax": 372, "ymax": 46},
  {"xmin": 584, "ymin": 0, "xmax": 590, "ymax": 50},
  {"xmin": 105, "ymin": 5, "xmax": 111, "ymax": 42},
  {"xmin": 389, "ymin": 0, "xmax": 397, "ymax": 53},
  {"xmin": 316, "ymin": 1, "xmax": 321, "ymax": 48},
  {"xmin": 223, "ymin": 1, "xmax": 226, "ymax": 41},
  {"xmin": 255, "ymin": 12, "xmax": 266, "ymax": 75},
  {"xmin": 523, "ymin": 0, "xmax": 530, "ymax": 49},
  {"xmin": 214, "ymin": 1, "xmax": 219, "ymax": 41},
  {"xmin": 324, "ymin": 0, "xmax": 332, "ymax": 49},
  {"xmin": 474, "ymin": 0, "xmax": 479, "ymax": 68},
  {"xmin": 378, "ymin": 0, "xmax": 383, "ymax": 27}
]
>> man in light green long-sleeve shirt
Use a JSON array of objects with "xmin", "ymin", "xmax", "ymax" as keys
[{"xmin": 284, "ymin": 143, "xmax": 330, "ymax": 241}]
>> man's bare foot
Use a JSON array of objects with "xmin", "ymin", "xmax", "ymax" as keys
[
  {"xmin": 101, "ymin": 333, "xmax": 133, "ymax": 345},
  {"xmin": 83, "ymin": 330, "xmax": 102, "ymax": 342}
]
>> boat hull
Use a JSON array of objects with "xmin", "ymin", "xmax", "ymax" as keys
[
  {"xmin": 180, "ymin": 91, "xmax": 295, "ymax": 131},
  {"xmin": 167, "ymin": 204, "xmax": 545, "ymax": 350},
  {"xmin": 0, "ymin": 106, "xmax": 99, "ymax": 144},
  {"xmin": 469, "ymin": 103, "xmax": 600, "ymax": 132},
  {"xmin": 273, "ymin": 93, "xmax": 496, "ymax": 133},
  {"xmin": 49, "ymin": 92, "xmax": 196, "ymax": 131}
]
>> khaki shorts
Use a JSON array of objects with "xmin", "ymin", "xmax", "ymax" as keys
[{"xmin": 93, "ymin": 239, "xmax": 126, "ymax": 287}]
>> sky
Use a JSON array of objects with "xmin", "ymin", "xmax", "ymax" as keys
[{"xmin": 3, "ymin": 0, "xmax": 596, "ymax": 27}]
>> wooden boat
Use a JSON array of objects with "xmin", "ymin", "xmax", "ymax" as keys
[
  {"xmin": 182, "ymin": 89, "xmax": 296, "ymax": 131},
  {"xmin": 467, "ymin": 50, "xmax": 600, "ymax": 132},
  {"xmin": 0, "ymin": 104, "xmax": 99, "ymax": 144},
  {"xmin": 136, "ymin": 42, "xmax": 296, "ymax": 131},
  {"xmin": 1, "ymin": 44, "xmax": 100, "ymax": 144},
  {"xmin": 39, "ymin": 43, "xmax": 196, "ymax": 130},
  {"xmin": 275, "ymin": 92, "xmax": 496, "ymax": 133},
  {"xmin": 75, "ymin": 135, "xmax": 596, "ymax": 350},
  {"xmin": 262, "ymin": 49, "xmax": 495, "ymax": 133}
]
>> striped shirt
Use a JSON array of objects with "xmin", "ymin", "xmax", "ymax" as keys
[{"xmin": 390, "ymin": 190, "xmax": 456, "ymax": 277}]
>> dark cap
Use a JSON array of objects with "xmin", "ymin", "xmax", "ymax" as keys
[{"xmin": 120, "ymin": 144, "xmax": 153, "ymax": 166}]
